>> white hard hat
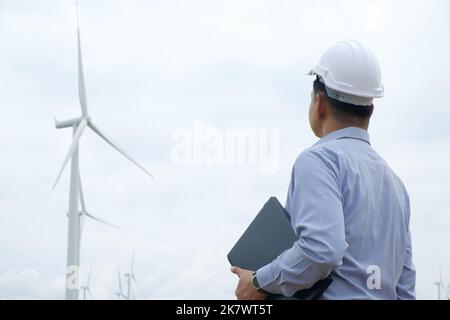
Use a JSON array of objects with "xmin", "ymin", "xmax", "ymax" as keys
[{"xmin": 308, "ymin": 39, "xmax": 384, "ymax": 106}]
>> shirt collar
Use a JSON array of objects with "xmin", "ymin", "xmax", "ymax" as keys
[{"xmin": 314, "ymin": 127, "xmax": 371, "ymax": 146}]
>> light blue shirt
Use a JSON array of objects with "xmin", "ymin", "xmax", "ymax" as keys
[{"xmin": 256, "ymin": 127, "xmax": 415, "ymax": 299}]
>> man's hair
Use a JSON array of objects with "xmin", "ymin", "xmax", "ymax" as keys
[{"xmin": 313, "ymin": 76, "xmax": 374, "ymax": 122}]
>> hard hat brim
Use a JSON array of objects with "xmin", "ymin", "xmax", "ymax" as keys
[{"xmin": 306, "ymin": 69, "xmax": 374, "ymax": 106}]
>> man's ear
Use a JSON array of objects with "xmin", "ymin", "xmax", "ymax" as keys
[{"xmin": 316, "ymin": 93, "xmax": 328, "ymax": 119}]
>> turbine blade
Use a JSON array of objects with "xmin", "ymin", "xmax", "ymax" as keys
[
  {"xmin": 76, "ymin": 0, "xmax": 88, "ymax": 116},
  {"xmin": 87, "ymin": 261, "xmax": 94, "ymax": 286},
  {"xmin": 53, "ymin": 118, "xmax": 87, "ymax": 189},
  {"xmin": 84, "ymin": 211, "xmax": 120, "ymax": 230},
  {"xmin": 77, "ymin": 30, "xmax": 88, "ymax": 116},
  {"xmin": 132, "ymin": 276, "xmax": 144, "ymax": 297},
  {"xmin": 79, "ymin": 210, "xmax": 85, "ymax": 238},
  {"xmin": 78, "ymin": 171, "xmax": 86, "ymax": 211},
  {"xmin": 87, "ymin": 120, "xmax": 154, "ymax": 179},
  {"xmin": 87, "ymin": 287, "xmax": 94, "ymax": 299}
]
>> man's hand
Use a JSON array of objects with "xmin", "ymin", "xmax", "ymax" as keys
[{"xmin": 230, "ymin": 266, "xmax": 267, "ymax": 300}]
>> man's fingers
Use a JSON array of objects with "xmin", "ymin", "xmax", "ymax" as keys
[{"xmin": 230, "ymin": 266, "xmax": 242, "ymax": 277}]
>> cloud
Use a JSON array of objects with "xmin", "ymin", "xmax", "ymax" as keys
[{"xmin": 0, "ymin": 268, "xmax": 59, "ymax": 299}]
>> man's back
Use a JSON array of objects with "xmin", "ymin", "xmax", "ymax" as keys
[{"xmin": 285, "ymin": 127, "xmax": 415, "ymax": 299}]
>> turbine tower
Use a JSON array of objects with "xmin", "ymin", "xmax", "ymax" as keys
[{"xmin": 54, "ymin": 1, "xmax": 153, "ymax": 300}]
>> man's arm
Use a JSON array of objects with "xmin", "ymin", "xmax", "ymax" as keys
[
  {"xmin": 396, "ymin": 192, "xmax": 416, "ymax": 299},
  {"xmin": 256, "ymin": 150, "xmax": 347, "ymax": 297}
]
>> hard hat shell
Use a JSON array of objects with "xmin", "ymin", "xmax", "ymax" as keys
[{"xmin": 308, "ymin": 40, "xmax": 384, "ymax": 106}]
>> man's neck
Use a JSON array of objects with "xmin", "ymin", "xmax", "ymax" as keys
[{"xmin": 319, "ymin": 121, "xmax": 368, "ymax": 138}]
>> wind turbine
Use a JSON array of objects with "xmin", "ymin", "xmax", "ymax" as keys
[
  {"xmin": 67, "ymin": 173, "xmax": 119, "ymax": 234},
  {"xmin": 78, "ymin": 171, "xmax": 119, "ymax": 236},
  {"xmin": 120, "ymin": 248, "xmax": 143, "ymax": 300},
  {"xmin": 435, "ymin": 260, "xmax": 447, "ymax": 300},
  {"xmin": 81, "ymin": 261, "xmax": 94, "ymax": 300},
  {"xmin": 115, "ymin": 265, "xmax": 126, "ymax": 299},
  {"xmin": 54, "ymin": 1, "xmax": 153, "ymax": 300}
]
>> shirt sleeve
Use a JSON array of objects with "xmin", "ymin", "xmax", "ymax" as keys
[
  {"xmin": 396, "ymin": 192, "xmax": 416, "ymax": 300},
  {"xmin": 256, "ymin": 150, "xmax": 348, "ymax": 297}
]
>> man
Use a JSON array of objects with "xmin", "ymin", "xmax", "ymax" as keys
[{"xmin": 231, "ymin": 40, "xmax": 416, "ymax": 300}]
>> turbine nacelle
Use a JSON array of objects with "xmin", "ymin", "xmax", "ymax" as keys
[
  {"xmin": 54, "ymin": 116, "xmax": 84, "ymax": 129},
  {"xmin": 53, "ymin": 115, "xmax": 154, "ymax": 190}
]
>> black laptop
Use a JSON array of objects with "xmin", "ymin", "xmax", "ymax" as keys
[{"xmin": 227, "ymin": 197, "xmax": 332, "ymax": 300}]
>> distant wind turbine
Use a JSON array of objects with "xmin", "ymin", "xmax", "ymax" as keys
[
  {"xmin": 115, "ymin": 265, "xmax": 126, "ymax": 299},
  {"xmin": 81, "ymin": 261, "xmax": 94, "ymax": 300},
  {"xmin": 116, "ymin": 248, "xmax": 143, "ymax": 300},
  {"xmin": 54, "ymin": 0, "xmax": 153, "ymax": 300},
  {"xmin": 435, "ymin": 260, "xmax": 447, "ymax": 300},
  {"xmin": 78, "ymin": 171, "xmax": 119, "ymax": 235}
]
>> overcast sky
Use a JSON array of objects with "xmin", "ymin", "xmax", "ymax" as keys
[{"xmin": 1, "ymin": 0, "xmax": 450, "ymax": 299}]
